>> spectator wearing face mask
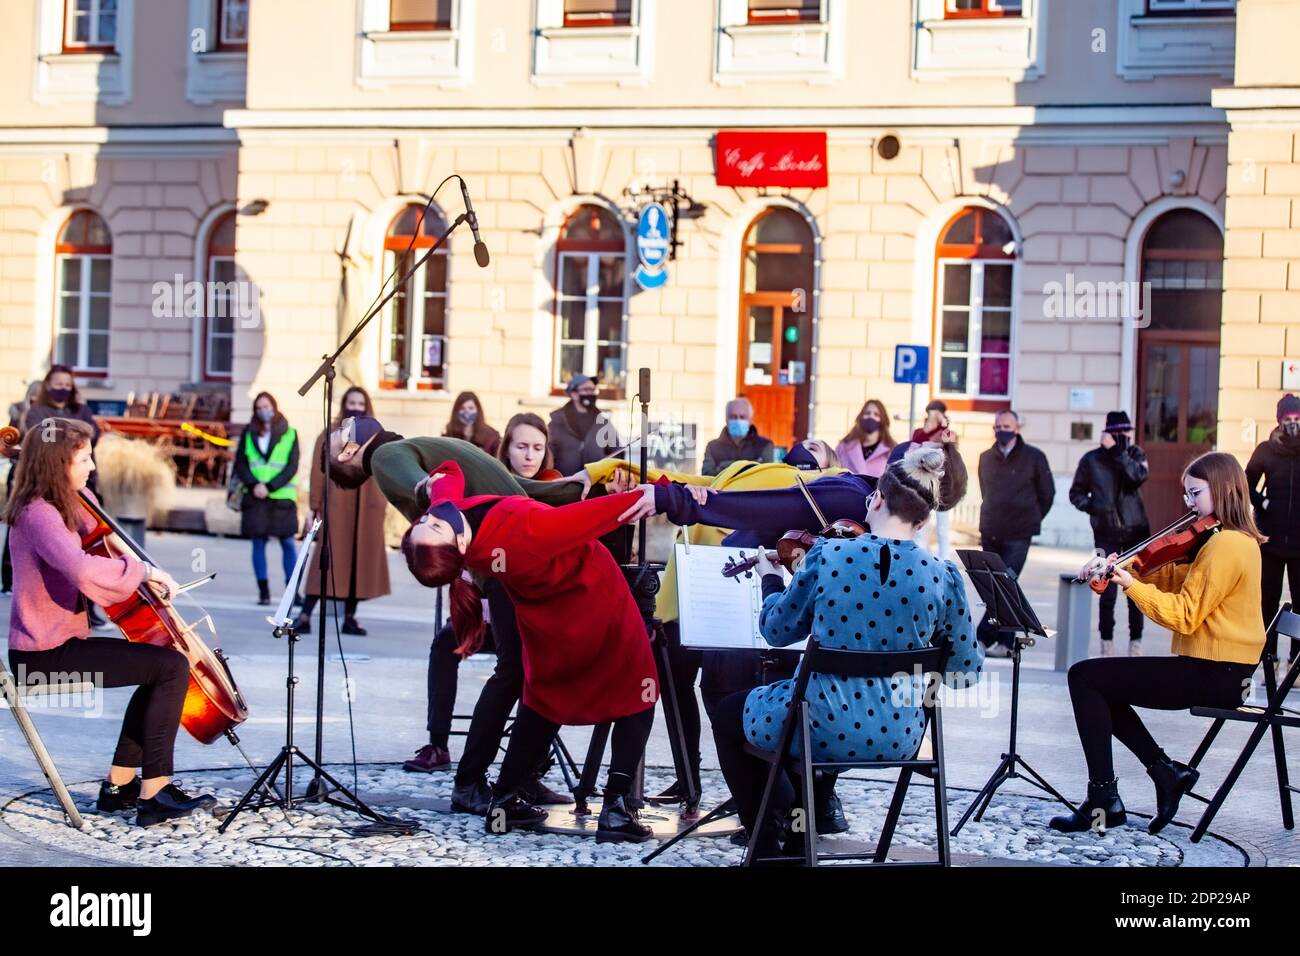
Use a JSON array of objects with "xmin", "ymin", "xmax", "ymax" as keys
[
  {"xmin": 548, "ymin": 374, "xmax": 621, "ymax": 478},
  {"xmin": 1069, "ymin": 411, "xmax": 1151, "ymax": 657},
  {"xmin": 1247, "ymin": 393, "xmax": 1300, "ymax": 639},
  {"xmin": 702, "ymin": 397, "xmax": 774, "ymax": 477},
  {"xmin": 294, "ymin": 387, "xmax": 391, "ymax": 636},
  {"xmin": 233, "ymin": 392, "xmax": 300, "ymax": 607},
  {"xmin": 443, "ymin": 391, "xmax": 500, "ymax": 457},
  {"xmin": 835, "ymin": 399, "xmax": 894, "ymax": 479},
  {"xmin": 976, "ymin": 409, "xmax": 1056, "ymax": 656}
]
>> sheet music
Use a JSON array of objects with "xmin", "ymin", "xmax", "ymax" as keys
[
  {"xmin": 272, "ymin": 519, "xmax": 321, "ymax": 626},
  {"xmin": 676, "ymin": 544, "xmax": 801, "ymax": 651}
]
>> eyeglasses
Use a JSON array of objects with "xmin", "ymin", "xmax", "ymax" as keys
[{"xmin": 1182, "ymin": 487, "xmax": 1206, "ymax": 508}]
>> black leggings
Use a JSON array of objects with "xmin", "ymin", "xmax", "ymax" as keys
[
  {"xmin": 1261, "ymin": 551, "xmax": 1300, "ymax": 659},
  {"xmin": 495, "ymin": 704, "xmax": 654, "ymax": 798},
  {"xmin": 1066, "ymin": 655, "xmax": 1257, "ymax": 782},
  {"xmin": 9, "ymin": 638, "xmax": 190, "ymax": 778},
  {"xmin": 299, "ymin": 594, "xmax": 359, "ymax": 620},
  {"xmin": 712, "ymin": 688, "xmax": 795, "ymax": 834}
]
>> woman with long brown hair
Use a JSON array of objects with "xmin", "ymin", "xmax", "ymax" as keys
[
  {"xmin": 835, "ymin": 398, "xmax": 894, "ymax": 479},
  {"xmin": 5, "ymin": 418, "xmax": 215, "ymax": 827},
  {"xmin": 295, "ymin": 386, "xmax": 390, "ymax": 635},
  {"xmin": 443, "ymin": 391, "xmax": 500, "ymax": 457},
  {"xmin": 1053, "ymin": 451, "xmax": 1267, "ymax": 836},
  {"xmin": 232, "ymin": 391, "xmax": 300, "ymax": 606}
]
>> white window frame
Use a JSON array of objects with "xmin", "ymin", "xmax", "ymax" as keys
[
  {"xmin": 186, "ymin": 0, "xmax": 246, "ymax": 104},
  {"xmin": 714, "ymin": 0, "xmax": 843, "ymax": 85},
  {"xmin": 944, "ymin": 0, "xmax": 1023, "ymax": 14},
  {"xmin": 532, "ymin": 0, "xmax": 654, "ymax": 87},
  {"xmin": 1147, "ymin": 0, "xmax": 1234, "ymax": 11},
  {"xmin": 35, "ymin": 0, "xmax": 133, "ymax": 105},
  {"xmin": 357, "ymin": 0, "xmax": 474, "ymax": 89},
  {"xmin": 64, "ymin": 0, "xmax": 118, "ymax": 49},
  {"xmin": 217, "ymin": 0, "xmax": 249, "ymax": 45},
  {"xmin": 1115, "ymin": 0, "xmax": 1235, "ymax": 79},
  {"xmin": 205, "ymin": 255, "xmax": 236, "ymax": 380},
  {"xmin": 552, "ymin": 250, "xmax": 628, "ymax": 393},
  {"xmin": 55, "ymin": 253, "xmax": 112, "ymax": 374},
  {"xmin": 380, "ymin": 246, "xmax": 450, "ymax": 393},
  {"xmin": 912, "ymin": 0, "xmax": 1045, "ymax": 81},
  {"xmin": 933, "ymin": 258, "xmax": 1016, "ymax": 401}
]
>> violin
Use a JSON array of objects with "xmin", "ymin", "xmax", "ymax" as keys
[
  {"xmin": 721, "ymin": 517, "xmax": 866, "ymax": 580},
  {"xmin": 0, "ymin": 424, "xmax": 249, "ymax": 745},
  {"xmin": 1078, "ymin": 510, "xmax": 1221, "ymax": 594}
]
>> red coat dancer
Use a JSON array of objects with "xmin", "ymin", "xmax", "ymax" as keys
[{"xmin": 401, "ymin": 460, "xmax": 659, "ymax": 842}]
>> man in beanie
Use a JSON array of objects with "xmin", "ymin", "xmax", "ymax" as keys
[
  {"xmin": 1247, "ymin": 394, "xmax": 1300, "ymax": 656},
  {"xmin": 1069, "ymin": 411, "xmax": 1151, "ymax": 656},
  {"xmin": 547, "ymin": 374, "xmax": 621, "ymax": 477}
]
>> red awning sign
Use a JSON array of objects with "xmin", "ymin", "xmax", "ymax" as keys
[{"xmin": 715, "ymin": 131, "xmax": 828, "ymax": 188}]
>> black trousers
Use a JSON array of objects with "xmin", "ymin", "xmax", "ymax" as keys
[
  {"xmin": 976, "ymin": 535, "xmax": 1032, "ymax": 649},
  {"xmin": 1262, "ymin": 550, "xmax": 1300, "ymax": 659},
  {"xmin": 712, "ymin": 689, "xmax": 794, "ymax": 835},
  {"xmin": 1066, "ymin": 655, "xmax": 1256, "ymax": 782},
  {"xmin": 9, "ymin": 638, "xmax": 190, "ymax": 778},
  {"xmin": 1095, "ymin": 536, "xmax": 1145, "ymax": 643},
  {"xmin": 299, "ymin": 594, "xmax": 359, "ymax": 620},
  {"xmin": 496, "ymin": 704, "xmax": 654, "ymax": 798}
]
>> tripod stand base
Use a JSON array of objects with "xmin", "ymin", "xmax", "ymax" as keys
[
  {"xmin": 950, "ymin": 752, "xmax": 1077, "ymax": 837},
  {"xmin": 535, "ymin": 801, "xmax": 740, "ymax": 840}
]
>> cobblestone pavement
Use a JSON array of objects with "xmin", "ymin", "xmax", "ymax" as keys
[{"xmin": 0, "ymin": 531, "xmax": 1294, "ymax": 866}]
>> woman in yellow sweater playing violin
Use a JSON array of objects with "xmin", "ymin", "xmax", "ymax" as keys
[{"xmin": 1053, "ymin": 451, "xmax": 1266, "ymax": 835}]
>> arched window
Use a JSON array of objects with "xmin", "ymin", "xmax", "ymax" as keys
[
  {"xmin": 54, "ymin": 210, "xmax": 112, "ymax": 375},
  {"xmin": 552, "ymin": 204, "xmax": 627, "ymax": 396},
  {"xmin": 1136, "ymin": 207, "xmax": 1223, "ymax": 528},
  {"xmin": 203, "ymin": 211, "xmax": 236, "ymax": 381},
  {"xmin": 933, "ymin": 206, "xmax": 1017, "ymax": 404},
  {"xmin": 737, "ymin": 207, "xmax": 816, "ymax": 447},
  {"xmin": 382, "ymin": 204, "xmax": 449, "ymax": 391}
]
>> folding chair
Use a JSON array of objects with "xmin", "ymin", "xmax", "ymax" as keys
[
  {"xmin": 1182, "ymin": 604, "xmax": 1300, "ymax": 842},
  {"xmin": 743, "ymin": 639, "xmax": 954, "ymax": 867}
]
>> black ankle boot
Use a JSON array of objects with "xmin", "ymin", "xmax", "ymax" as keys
[
  {"xmin": 484, "ymin": 785, "xmax": 546, "ymax": 835},
  {"xmin": 256, "ymin": 578, "xmax": 271, "ymax": 606},
  {"xmin": 1049, "ymin": 779, "xmax": 1127, "ymax": 833},
  {"xmin": 597, "ymin": 772, "xmax": 653, "ymax": 844},
  {"xmin": 97, "ymin": 777, "xmax": 140, "ymax": 813},
  {"xmin": 813, "ymin": 770, "xmax": 849, "ymax": 834},
  {"xmin": 1147, "ymin": 756, "xmax": 1199, "ymax": 834}
]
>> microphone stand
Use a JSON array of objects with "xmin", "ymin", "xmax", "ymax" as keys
[{"xmin": 296, "ymin": 211, "xmax": 469, "ymax": 811}]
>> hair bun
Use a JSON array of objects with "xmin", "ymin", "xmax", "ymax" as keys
[{"xmin": 900, "ymin": 444, "xmax": 945, "ymax": 502}]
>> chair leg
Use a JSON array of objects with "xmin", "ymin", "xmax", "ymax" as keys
[
  {"xmin": 874, "ymin": 768, "xmax": 912, "ymax": 863},
  {"xmin": 1191, "ymin": 717, "xmax": 1273, "ymax": 843},
  {"xmin": 742, "ymin": 757, "xmax": 785, "ymax": 867},
  {"xmin": 933, "ymin": 766, "xmax": 951, "ymax": 867},
  {"xmin": 1269, "ymin": 718, "xmax": 1294, "ymax": 830},
  {"xmin": 0, "ymin": 665, "xmax": 83, "ymax": 829},
  {"xmin": 1188, "ymin": 719, "xmax": 1225, "ymax": 770},
  {"xmin": 800, "ymin": 703, "xmax": 817, "ymax": 868}
]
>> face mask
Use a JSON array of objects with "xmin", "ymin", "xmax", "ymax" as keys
[
  {"xmin": 256, "ymin": 408, "xmax": 275, "ymax": 424},
  {"xmin": 994, "ymin": 429, "xmax": 1017, "ymax": 447},
  {"xmin": 427, "ymin": 501, "xmax": 465, "ymax": 536},
  {"xmin": 1283, "ymin": 421, "xmax": 1300, "ymax": 441},
  {"xmin": 577, "ymin": 394, "xmax": 597, "ymax": 411},
  {"xmin": 727, "ymin": 419, "xmax": 750, "ymax": 439},
  {"xmin": 47, "ymin": 387, "xmax": 71, "ymax": 404},
  {"xmin": 860, "ymin": 417, "xmax": 881, "ymax": 436},
  {"xmin": 457, "ymin": 408, "xmax": 478, "ymax": 426},
  {"xmin": 784, "ymin": 443, "xmax": 820, "ymax": 471},
  {"xmin": 344, "ymin": 405, "xmax": 366, "ymax": 417}
]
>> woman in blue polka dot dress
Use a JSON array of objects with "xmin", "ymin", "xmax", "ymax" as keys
[{"xmin": 711, "ymin": 445, "xmax": 984, "ymax": 857}]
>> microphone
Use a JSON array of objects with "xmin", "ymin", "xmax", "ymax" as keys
[{"xmin": 459, "ymin": 176, "xmax": 490, "ymax": 268}]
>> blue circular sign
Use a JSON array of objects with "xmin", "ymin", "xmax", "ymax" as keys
[{"xmin": 636, "ymin": 202, "xmax": 670, "ymax": 271}]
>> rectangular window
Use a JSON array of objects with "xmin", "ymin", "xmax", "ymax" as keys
[
  {"xmin": 217, "ymin": 0, "xmax": 249, "ymax": 49},
  {"xmin": 943, "ymin": 0, "xmax": 1023, "ymax": 17},
  {"xmin": 563, "ymin": 0, "xmax": 633, "ymax": 28},
  {"xmin": 55, "ymin": 254, "xmax": 111, "ymax": 373},
  {"xmin": 205, "ymin": 257, "xmax": 236, "ymax": 379},
  {"xmin": 381, "ymin": 249, "xmax": 449, "ymax": 390},
  {"xmin": 935, "ymin": 259, "xmax": 1012, "ymax": 400},
  {"xmin": 389, "ymin": 0, "xmax": 453, "ymax": 30},
  {"xmin": 747, "ymin": 0, "xmax": 823, "ymax": 23},
  {"xmin": 1145, "ymin": 0, "xmax": 1235, "ymax": 14},
  {"xmin": 64, "ymin": 0, "xmax": 118, "ymax": 52},
  {"xmin": 553, "ymin": 252, "xmax": 626, "ymax": 393}
]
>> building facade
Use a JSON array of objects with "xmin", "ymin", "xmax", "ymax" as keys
[{"xmin": 1, "ymin": 0, "xmax": 1277, "ymax": 546}]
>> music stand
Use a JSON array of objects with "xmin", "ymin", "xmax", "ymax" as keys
[{"xmin": 949, "ymin": 549, "xmax": 1076, "ymax": 836}]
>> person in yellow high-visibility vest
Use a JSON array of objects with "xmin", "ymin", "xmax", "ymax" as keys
[{"xmin": 232, "ymin": 392, "xmax": 300, "ymax": 606}]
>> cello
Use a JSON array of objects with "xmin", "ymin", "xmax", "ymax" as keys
[{"xmin": 1, "ymin": 424, "xmax": 248, "ymax": 744}]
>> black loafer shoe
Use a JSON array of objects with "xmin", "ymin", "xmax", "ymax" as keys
[
  {"xmin": 341, "ymin": 618, "xmax": 367, "ymax": 636},
  {"xmin": 450, "ymin": 777, "xmax": 493, "ymax": 816},
  {"xmin": 97, "ymin": 777, "xmax": 141, "ymax": 813},
  {"xmin": 136, "ymin": 783, "xmax": 217, "ymax": 828}
]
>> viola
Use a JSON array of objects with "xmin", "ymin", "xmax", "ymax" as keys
[
  {"xmin": 1079, "ymin": 510, "xmax": 1221, "ymax": 595},
  {"xmin": 0, "ymin": 424, "xmax": 248, "ymax": 744},
  {"xmin": 721, "ymin": 518, "xmax": 866, "ymax": 580}
]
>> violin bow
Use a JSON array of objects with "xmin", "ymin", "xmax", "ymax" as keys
[{"xmin": 793, "ymin": 473, "xmax": 830, "ymax": 529}]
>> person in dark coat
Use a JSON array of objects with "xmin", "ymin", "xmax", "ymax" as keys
[
  {"xmin": 976, "ymin": 409, "xmax": 1056, "ymax": 654},
  {"xmin": 1246, "ymin": 393, "xmax": 1300, "ymax": 647},
  {"xmin": 233, "ymin": 391, "xmax": 300, "ymax": 606},
  {"xmin": 1070, "ymin": 411, "xmax": 1152, "ymax": 656},
  {"xmin": 547, "ymin": 374, "xmax": 620, "ymax": 477},
  {"xmin": 442, "ymin": 390, "xmax": 501, "ymax": 457},
  {"xmin": 701, "ymin": 397, "xmax": 774, "ymax": 476}
]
